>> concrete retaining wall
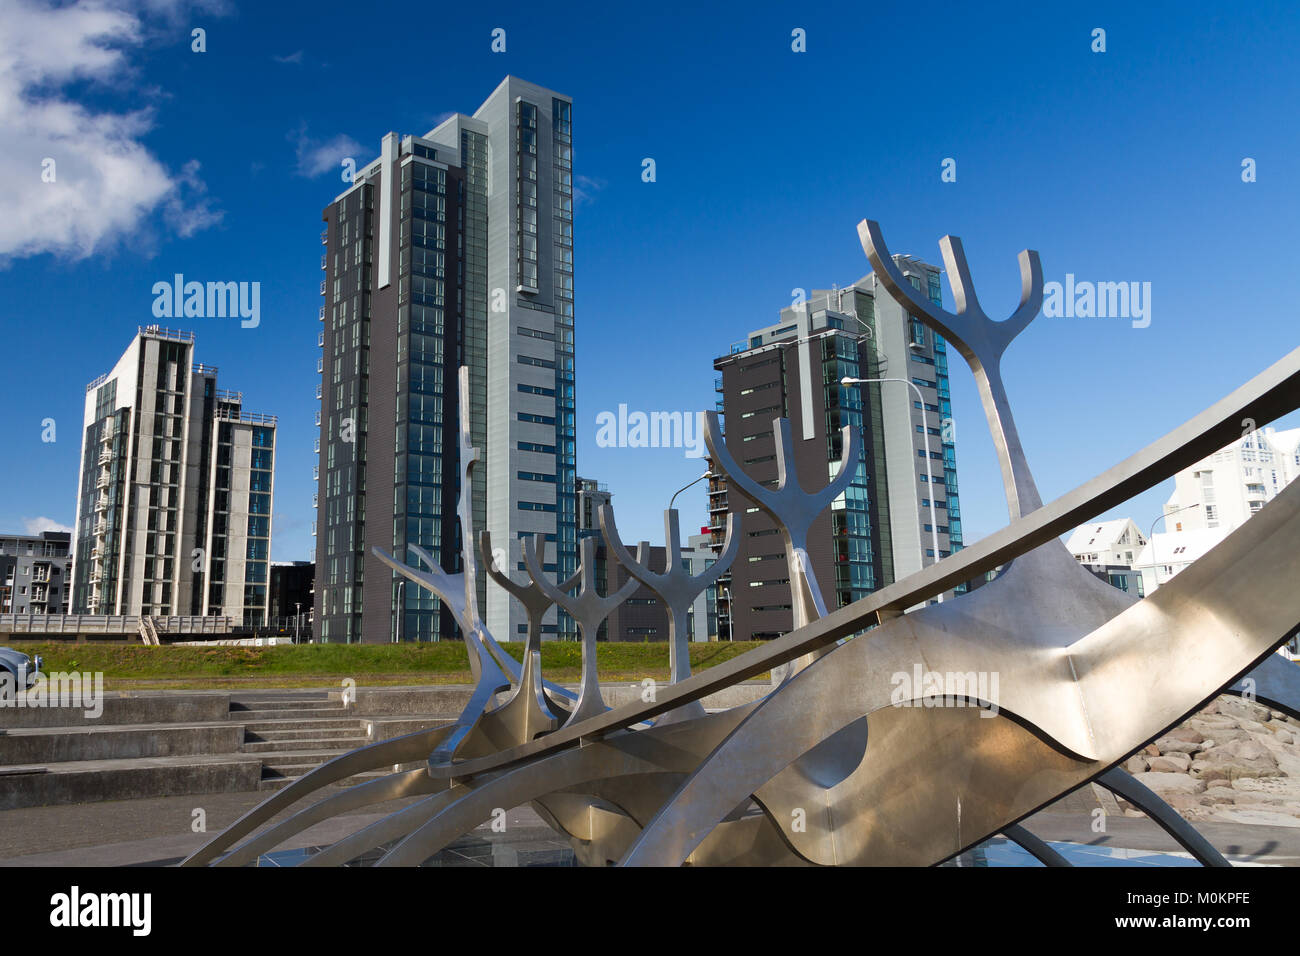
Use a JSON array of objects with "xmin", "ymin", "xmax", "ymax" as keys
[
  {"xmin": 0, "ymin": 692, "xmax": 230, "ymax": 729},
  {"xmin": 0, "ymin": 723, "xmax": 244, "ymax": 765},
  {"xmin": 0, "ymin": 758, "xmax": 263, "ymax": 811}
]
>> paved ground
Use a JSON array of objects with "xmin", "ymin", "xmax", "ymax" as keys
[
  {"xmin": 0, "ymin": 791, "xmax": 563, "ymax": 866},
  {"xmin": 3, "ymin": 791, "xmax": 1299, "ymax": 866}
]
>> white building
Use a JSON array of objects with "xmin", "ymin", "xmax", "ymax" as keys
[
  {"xmin": 1065, "ymin": 518, "xmax": 1147, "ymax": 569},
  {"xmin": 1131, "ymin": 526, "xmax": 1229, "ymax": 594},
  {"xmin": 1163, "ymin": 426, "xmax": 1300, "ymax": 531}
]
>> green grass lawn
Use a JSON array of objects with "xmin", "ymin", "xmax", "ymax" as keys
[{"xmin": 3, "ymin": 640, "xmax": 769, "ymax": 690}]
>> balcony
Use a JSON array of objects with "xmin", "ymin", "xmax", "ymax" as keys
[
  {"xmin": 314, "ymin": 409, "xmax": 322, "ymax": 426},
  {"xmin": 319, "ymin": 306, "xmax": 326, "ymax": 322},
  {"xmin": 318, "ymin": 331, "xmax": 324, "ymax": 347},
  {"xmin": 320, "ymin": 280, "xmax": 327, "ymax": 296},
  {"xmin": 321, "ymin": 230, "xmax": 328, "ymax": 246},
  {"xmin": 321, "ymin": 254, "xmax": 327, "ymax": 270},
  {"xmin": 95, "ymin": 494, "xmax": 109, "ymax": 512},
  {"xmin": 313, "ymin": 438, "xmax": 320, "ymax": 454},
  {"xmin": 315, "ymin": 383, "xmax": 323, "ymax": 400},
  {"xmin": 96, "ymin": 473, "xmax": 110, "ymax": 490},
  {"xmin": 97, "ymin": 448, "xmax": 112, "ymax": 466},
  {"xmin": 316, "ymin": 357, "xmax": 324, "ymax": 374},
  {"xmin": 93, "ymin": 519, "xmax": 107, "ymax": 536}
]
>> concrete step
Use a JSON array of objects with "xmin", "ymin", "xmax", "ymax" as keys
[
  {"xmin": 259, "ymin": 750, "xmax": 368, "ymax": 775},
  {"xmin": 257, "ymin": 765, "xmax": 424, "ymax": 791},
  {"xmin": 244, "ymin": 727, "xmax": 367, "ymax": 743},
  {"xmin": 240, "ymin": 718, "xmax": 365, "ymax": 733},
  {"xmin": 230, "ymin": 700, "xmax": 339, "ymax": 713},
  {"xmin": 230, "ymin": 706, "xmax": 346, "ymax": 721},
  {"xmin": 243, "ymin": 737, "xmax": 369, "ymax": 754}
]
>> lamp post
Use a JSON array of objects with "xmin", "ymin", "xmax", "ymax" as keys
[
  {"xmin": 294, "ymin": 602, "xmax": 301, "ymax": 645},
  {"xmin": 669, "ymin": 471, "xmax": 711, "ymax": 512},
  {"xmin": 841, "ymin": 376, "xmax": 943, "ymax": 601},
  {"xmin": 1146, "ymin": 503, "xmax": 1200, "ymax": 591},
  {"xmin": 723, "ymin": 585, "xmax": 733, "ymax": 641}
]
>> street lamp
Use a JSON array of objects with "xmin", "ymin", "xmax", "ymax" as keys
[
  {"xmin": 1146, "ymin": 503, "xmax": 1200, "ymax": 591},
  {"xmin": 841, "ymin": 375, "xmax": 943, "ymax": 601},
  {"xmin": 294, "ymin": 602, "xmax": 301, "ymax": 644},
  {"xmin": 723, "ymin": 585, "xmax": 733, "ymax": 642},
  {"xmin": 669, "ymin": 471, "xmax": 712, "ymax": 512}
]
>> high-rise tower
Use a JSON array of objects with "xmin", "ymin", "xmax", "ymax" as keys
[
  {"xmin": 71, "ymin": 326, "xmax": 275, "ymax": 623},
  {"xmin": 314, "ymin": 77, "xmax": 576, "ymax": 643}
]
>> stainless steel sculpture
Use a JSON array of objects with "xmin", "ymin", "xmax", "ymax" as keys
[{"xmin": 184, "ymin": 219, "xmax": 1300, "ymax": 868}]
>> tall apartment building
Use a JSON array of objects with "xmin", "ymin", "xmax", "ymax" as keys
[
  {"xmin": 710, "ymin": 257, "xmax": 968, "ymax": 641},
  {"xmin": 0, "ymin": 531, "xmax": 73, "ymax": 615},
  {"xmin": 315, "ymin": 76, "xmax": 576, "ymax": 644},
  {"xmin": 70, "ymin": 326, "xmax": 276, "ymax": 623}
]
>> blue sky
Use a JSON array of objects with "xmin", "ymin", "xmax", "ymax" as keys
[{"xmin": 1, "ymin": 0, "xmax": 1296, "ymax": 562}]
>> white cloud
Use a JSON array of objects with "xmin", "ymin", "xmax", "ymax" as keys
[
  {"xmin": 291, "ymin": 125, "xmax": 365, "ymax": 178},
  {"xmin": 273, "ymin": 50, "xmax": 304, "ymax": 64},
  {"xmin": 574, "ymin": 174, "xmax": 606, "ymax": 209},
  {"xmin": 0, "ymin": 0, "xmax": 225, "ymax": 261},
  {"xmin": 23, "ymin": 516, "xmax": 73, "ymax": 535}
]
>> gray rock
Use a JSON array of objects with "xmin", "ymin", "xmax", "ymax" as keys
[
  {"xmin": 1192, "ymin": 741, "xmax": 1282, "ymax": 781},
  {"xmin": 1156, "ymin": 737, "xmax": 1202, "ymax": 755},
  {"xmin": 1218, "ymin": 697, "xmax": 1275, "ymax": 725},
  {"xmin": 1149, "ymin": 753, "xmax": 1192, "ymax": 773},
  {"xmin": 1134, "ymin": 772, "xmax": 1206, "ymax": 794}
]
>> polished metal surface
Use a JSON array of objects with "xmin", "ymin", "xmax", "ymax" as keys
[
  {"xmin": 523, "ymin": 534, "xmax": 642, "ymax": 726},
  {"xmin": 598, "ymin": 506, "xmax": 740, "ymax": 722},
  {"xmin": 190, "ymin": 219, "xmax": 1300, "ymax": 868}
]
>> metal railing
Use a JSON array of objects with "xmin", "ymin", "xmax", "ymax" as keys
[
  {"xmin": 215, "ymin": 408, "xmax": 277, "ymax": 426},
  {"xmin": 139, "ymin": 325, "xmax": 195, "ymax": 344},
  {"xmin": 0, "ymin": 613, "xmax": 236, "ymax": 636}
]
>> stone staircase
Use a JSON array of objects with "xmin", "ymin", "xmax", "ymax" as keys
[{"xmin": 229, "ymin": 694, "xmax": 379, "ymax": 791}]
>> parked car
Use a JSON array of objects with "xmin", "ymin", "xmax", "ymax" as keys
[{"xmin": 0, "ymin": 646, "xmax": 42, "ymax": 692}]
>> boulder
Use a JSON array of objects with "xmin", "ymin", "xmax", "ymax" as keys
[
  {"xmin": 1134, "ymin": 772, "xmax": 1206, "ymax": 794},
  {"xmin": 1217, "ymin": 697, "xmax": 1275, "ymax": 724},
  {"xmin": 1191, "ymin": 741, "xmax": 1281, "ymax": 781},
  {"xmin": 1164, "ymin": 727, "xmax": 1205, "ymax": 744},
  {"xmin": 1124, "ymin": 755, "xmax": 1148, "ymax": 774},
  {"xmin": 1160, "ymin": 792, "xmax": 1213, "ymax": 812},
  {"xmin": 1213, "ymin": 808, "xmax": 1300, "ymax": 828},
  {"xmin": 1156, "ymin": 737, "xmax": 1202, "ymax": 755},
  {"xmin": 1148, "ymin": 753, "xmax": 1192, "ymax": 773}
]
